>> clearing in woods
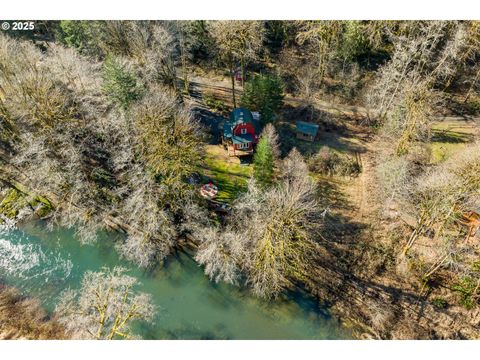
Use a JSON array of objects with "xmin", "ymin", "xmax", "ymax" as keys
[
  {"xmin": 193, "ymin": 74, "xmax": 479, "ymax": 231},
  {"xmin": 200, "ymin": 145, "xmax": 252, "ymax": 203}
]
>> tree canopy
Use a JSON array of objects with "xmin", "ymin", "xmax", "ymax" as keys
[{"xmin": 240, "ymin": 74, "xmax": 284, "ymax": 123}]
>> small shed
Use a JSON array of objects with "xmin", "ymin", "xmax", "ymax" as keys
[{"xmin": 296, "ymin": 121, "xmax": 319, "ymax": 142}]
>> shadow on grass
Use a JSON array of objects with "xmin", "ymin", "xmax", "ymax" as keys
[
  {"xmin": 316, "ymin": 177, "xmax": 353, "ymax": 211},
  {"xmin": 431, "ymin": 129, "xmax": 474, "ymax": 144}
]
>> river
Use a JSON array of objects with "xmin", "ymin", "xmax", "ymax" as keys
[{"xmin": 0, "ymin": 221, "xmax": 350, "ymax": 339}]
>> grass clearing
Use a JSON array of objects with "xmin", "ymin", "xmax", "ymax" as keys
[
  {"xmin": 430, "ymin": 120, "xmax": 478, "ymax": 163},
  {"xmin": 199, "ymin": 145, "xmax": 252, "ymax": 203}
]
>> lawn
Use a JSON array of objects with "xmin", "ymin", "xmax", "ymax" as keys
[
  {"xmin": 199, "ymin": 145, "xmax": 252, "ymax": 203},
  {"xmin": 429, "ymin": 120, "xmax": 477, "ymax": 163}
]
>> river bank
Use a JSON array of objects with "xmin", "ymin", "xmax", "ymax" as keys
[
  {"xmin": 2, "ymin": 158, "xmax": 478, "ymax": 340},
  {"xmin": 0, "ymin": 219, "xmax": 351, "ymax": 340},
  {"xmin": 0, "ymin": 284, "xmax": 66, "ymax": 340}
]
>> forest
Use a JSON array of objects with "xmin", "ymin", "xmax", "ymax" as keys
[{"xmin": 0, "ymin": 20, "xmax": 479, "ymax": 340}]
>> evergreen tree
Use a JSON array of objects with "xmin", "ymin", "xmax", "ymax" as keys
[
  {"xmin": 102, "ymin": 56, "xmax": 142, "ymax": 111},
  {"xmin": 339, "ymin": 21, "xmax": 371, "ymax": 61},
  {"xmin": 57, "ymin": 20, "xmax": 101, "ymax": 56},
  {"xmin": 253, "ymin": 136, "xmax": 274, "ymax": 188},
  {"xmin": 240, "ymin": 74, "xmax": 284, "ymax": 123}
]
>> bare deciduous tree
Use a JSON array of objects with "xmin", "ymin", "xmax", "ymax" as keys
[
  {"xmin": 132, "ymin": 88, "xmax": 205, "ymax": 202},
  {"xmin": 209, "ymin": 21, "xmax": 265, "ymax": 106},
  {"xmin": 260, "ymin": 123, "xmax": 280, "ymax": 160},
  {"xmin": 56, "ymin": 267, "xmax": 155, "ymax": 340},
  {"xmin": 403, "ymin": 143, "xmax": 480, "ymax": 254},
  {"xmin": 367, "ymin": 21, "xmax": 472, "ymax": 154},
  {"xmin": 196, "ymin": 150, "xmax": 322, "ymax": 298},
  {"xmin": 195, "ymin": 227, "xmax": 241, "ymax": 285},
  {"xmin": 296, "ymin": 21, "xmax": 343, "ymax": 86},
  {"xmin": 280, "ymin": 147, "xmax": 309, "ymax": 183},
  {"xmin": 115, "ymin": 166, "xmax": 177, "ymax": 267}
]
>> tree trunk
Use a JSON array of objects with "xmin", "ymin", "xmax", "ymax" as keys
[
  {"xmin": 463, "ymin": 67, "xmax": 480, "ymax": 103},
  {"xmin": 230, "ymin": 61, "xmax": 237, "ymax": 108},
  {"xmin": 241, "ymin": 58, "xmax": 245, "ymax": 87},
  {"xmin": 180, "ymin": 32, "xmax": 189, "ymax": 96}
]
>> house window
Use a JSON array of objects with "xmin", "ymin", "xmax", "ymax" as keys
[
  {"xmin": 241, "ymin": 128, "xmax": 247, "ymax": 135},
  {"xmin": 238, "ymin": 142, "xmax": 250, "ymax": 149}
]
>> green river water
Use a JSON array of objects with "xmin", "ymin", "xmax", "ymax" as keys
[{"xmin": 0, "ymin": 221, "xmax": 350, "ymax": 339}]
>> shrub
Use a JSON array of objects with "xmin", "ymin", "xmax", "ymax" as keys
[
  {"xmin": 309, "ymin": 146, "xmax": 337, "ymax": 175},
  {"xmin": 309, "ymin": 146, "xmax": 361, "ymax": 177},
  {"xmin": 431, "ymin": 297, "xmax": 448, "ymax": 309},
  {"xmin": 203, "ymin": 92, "xmax": 229, "ymax": 114},
  {"xmin": 335, "ymin": 156, "xmax": 361, "ymax": 176},
  {"xmin": 466, "ymin": 99, "xmax": 480, "ymax": 115},
  {"xmin": 452, "ymin": 277, "xmax": 479, "ymax": 310}
]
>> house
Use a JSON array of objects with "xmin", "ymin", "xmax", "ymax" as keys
[
  {"xmin": 222, "ymin": 108, "xmax": 259, "ymax": 156},
  {"xmin": 296, "ymin": 121, "xmax": 319, "ymax": 142}
]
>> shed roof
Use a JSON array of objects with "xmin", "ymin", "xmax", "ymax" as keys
[{"xmin": 296, "ymin": 121, "xmax": 319, "ymax": 136}]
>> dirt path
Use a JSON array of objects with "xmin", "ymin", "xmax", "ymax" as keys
[
  {"xmin": 189, "ymin": 74, "xmax": 243, "ymax": 107},
  {"xmin": 353, "ymin": 152, "xmax": 367, "ymax": 221},
  {"xmin": 346, "ymin": 141, "xmax": 379, "ymax": 222}
]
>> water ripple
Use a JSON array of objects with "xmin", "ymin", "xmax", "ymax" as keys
[{"xmin": 0, "ymin": 232, "xmax": 73, "ymax": 283}]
